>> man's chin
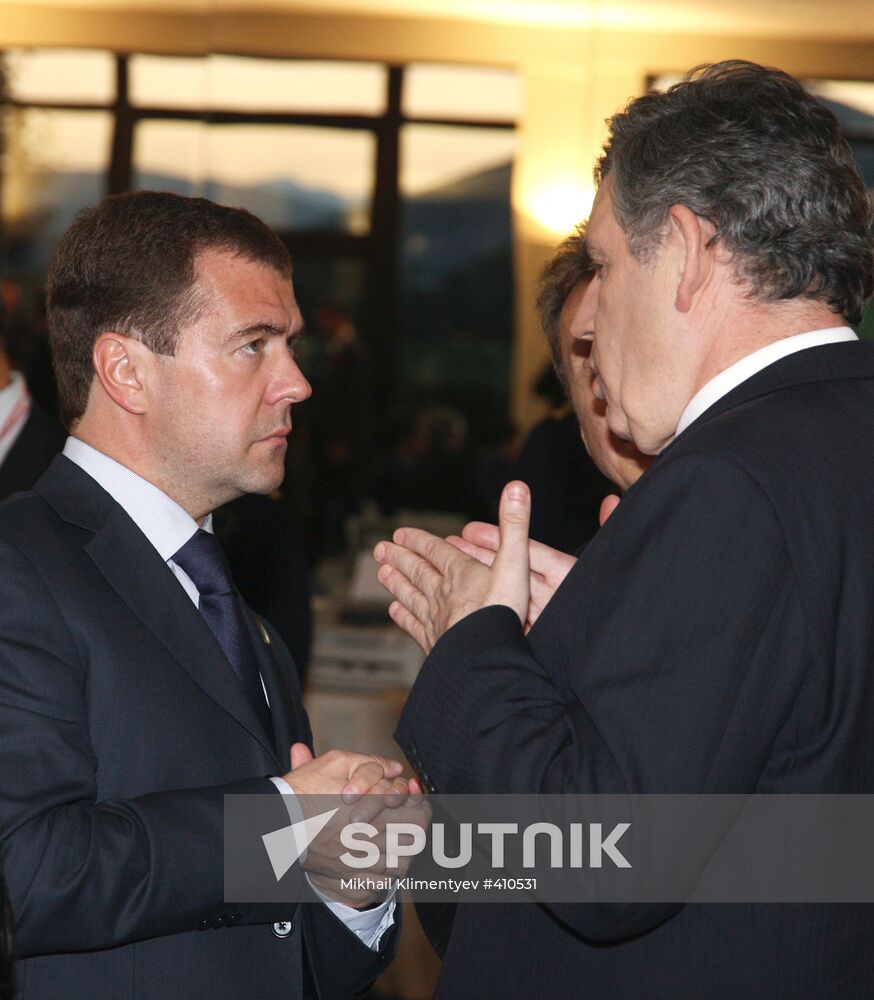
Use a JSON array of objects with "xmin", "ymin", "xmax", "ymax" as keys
[
  {"xmin": 605, "ymin": 408, "xmax": 634, "ymax": 444},
  {"xmin": 238, "ymin": 461, "xmax": 286, "ymax": 497}
]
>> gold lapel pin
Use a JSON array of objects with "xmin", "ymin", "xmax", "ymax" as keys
[{"xmin": 256, "ymin": 619, "xmax": 272, "ymax": 646}]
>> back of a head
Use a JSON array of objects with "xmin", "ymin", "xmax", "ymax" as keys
[
  {"xmin": 47, "ymin": 190, "xmax": 292, "ymax": 429},
  {"xmin": 597, "ymin": 60, "xmax": 874, "ymax": 325}
]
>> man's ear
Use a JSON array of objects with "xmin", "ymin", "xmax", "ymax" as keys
[
  {"xmin": 91, "ymin": 333, "xmax": 153, "ymax": 415},
  {"xmin": 669, "ymin": 204, "xmax": 716, "ymax": 314}
]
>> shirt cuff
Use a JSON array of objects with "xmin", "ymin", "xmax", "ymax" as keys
[
  {"xmin": 307, "ymin": 875, "xmax": 397, "ymax": 951},
  {"xmin": 269, "ymin": 775, "xmax": 308, "ymax": 863}
]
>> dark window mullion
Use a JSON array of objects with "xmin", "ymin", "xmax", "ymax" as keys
[
  {"xmin": 107, "ymin": 55, "xmax": 133, "ymax": 195},
  {"xmin": 402, "ymin": 115, "xmax": 516, "ymax": 130},
  {"xmin": 365, "ymin": 65, "xmax": 403, "ymax": 411},
  {"xmin": 134, "ymin": 108, "xmax": 382, "ymax": 129}
]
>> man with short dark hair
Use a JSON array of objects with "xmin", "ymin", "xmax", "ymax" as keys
[
  {"xmin": 376, "ymin": 61, "xmax": 874, "ymax": 997},
  {"xmin": 0, "ymin": 191, "xmax": 412, "ymax": 999}
]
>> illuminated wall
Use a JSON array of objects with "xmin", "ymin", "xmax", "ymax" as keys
[{"xmin": 1, "ymin": 2, "xmax": 873, "ymax": 428}]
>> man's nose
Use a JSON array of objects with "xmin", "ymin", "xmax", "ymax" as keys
[{"xmin": 271, "ymin": 352, "xmax": 312, "ymax": 405}]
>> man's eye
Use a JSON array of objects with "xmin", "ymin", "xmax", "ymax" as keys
[
  {"xmin": 241, "ymin": 339, "xmax": 263, "ymax": 355},
  {"xmin": 286, "ymin": 337, "xmax": 298, "ymax": 356}
]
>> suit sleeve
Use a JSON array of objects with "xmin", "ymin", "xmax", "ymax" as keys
[
  {"xmin": 0, "ymin": 539, "xmax": 297, "ymax": 956},
  {"xmin": 395, "ymin": 452, "xmax": 807, "ymax": 940},
  {"xmin": 303, "ymin": 895, "xmax": 400, "ymax": 999}
]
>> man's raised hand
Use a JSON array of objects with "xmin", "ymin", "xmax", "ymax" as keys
[
  {"xmin": 374, "ymin": 481, "xmax": 532, "ymax": 653},
  {"xmin": 449, "ymin": 521, "xmax": 576, "ymax": 635}
]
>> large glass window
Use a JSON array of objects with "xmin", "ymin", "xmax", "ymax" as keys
[
  {"xmin": 398, "ymin": 124, "xmax": 517, "ymax": 415},
  {"xmin": 391, "ymin": 62, "xmax": 519, "ymax": 436},
  {"xmin": 129, "ymin": 55, "xmax": 387, "ymax": 114},
  {"xmin": 4, "ymin": 48, "xmax": 115, "ymax": 104},
  {"xmin": 1, "ymin": 52, "xmax": 517, "ymax": 394},
  {"xmin": 2, "ymin": 107, "xmax": 113, "ymax": 272},
  {"xmin": 0, "ymin": 50, "xmax": 519, "ymax": 529},
  {"xmin": 133, "ymin": 121, "xmax": 375, "ymax": 233}
]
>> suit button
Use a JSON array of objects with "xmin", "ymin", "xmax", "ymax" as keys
[
  {"xmin": 214, "ymin": 913, "xmax": 227, "ymax": 929},
  {"xmin": 227, "ymin": 912, "xmax": 241, "ymax": 925},
  {"xmin": 198, "ymin": 918, "xmax": 211, "ymax": 931},
  {"xmin": 272, "ymin": 920, "xmax": 295, "ymax": 938}
]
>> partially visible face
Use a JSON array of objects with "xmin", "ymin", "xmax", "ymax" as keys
[
  {"xmin": 147, "ymin": 248, "xmax": 311, "ymax": 518},
  {"xmin": 585, "ymin": 177, "xmax": 695, "ymax": 454},
  {"xmin": 558, "ymin": 279, "xmax": 649, "ymax": 491}
]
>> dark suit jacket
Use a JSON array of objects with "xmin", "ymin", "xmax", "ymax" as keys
[
  {"xmin": 396, "ymin": 342, "xmax": 874, "ymax": 999},
  {"xmin": 0, "ymin": 457, "xmax": 395, "ymax": 999},
  {"xmin": 0, "ymin": 405, "xmax": 65, "ymax": 503}
]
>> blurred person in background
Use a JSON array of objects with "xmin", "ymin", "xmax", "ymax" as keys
[
  {"xmin": 513, "ymin": 228, "xmax": 651, "ymax": 552},
  {"xmin": 372, "ymin": 403, "xmax": 473, "ymax": 516},
  {"xmin": 0, "ymin": 286, "xmax": 64, "ymax": 502},
  {"xmin": 538, "ymin": 224, "xmax": 651, "ymax": 499},
  {"xmin": 307, "ymin": 305, "xmax": 374, "ymax": 559}
]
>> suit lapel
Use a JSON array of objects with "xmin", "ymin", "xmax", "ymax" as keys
[
  {"xmin": 670, "ymin": 340, "xmax": 874, "ymax": 447},
  {"xmin": 242, "ymin": 608, "xmax": 310, "ymax": 762},
  {"xmin": 36, "ymin": 456, "xmax": 282, "ymax": 766},
  {"xmin": 716, "ymin": 340, "xmax": 874, "ymax": 411}
]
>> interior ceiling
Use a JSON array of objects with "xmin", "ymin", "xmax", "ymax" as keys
[{"xmin": 15, "ymin": 0, "xmax": 874, "ymax": 40}]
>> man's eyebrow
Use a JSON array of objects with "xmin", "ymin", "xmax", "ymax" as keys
[{"xmin": 225, "ymin": 322, "xmax": 292, "ymax": 343}]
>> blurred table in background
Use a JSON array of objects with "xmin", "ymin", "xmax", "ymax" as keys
[{"xmin": 305, "ymin": 538, "xmax": 450, "ymax": 999}]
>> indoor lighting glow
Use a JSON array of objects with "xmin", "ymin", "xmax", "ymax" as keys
[{"xmin": 526, "ymin": 183, "xmax": 595, "ymax": 236}]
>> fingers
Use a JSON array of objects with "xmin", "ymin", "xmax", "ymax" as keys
[
  {"xmin": 461, "ymin": 520, "xmax": 501, "ymax": 552},
  {"xmin": 368, "ymin": 755, "xmax": 404, "ymax": 780},
  {"xmin": 388, "ymin": 599, "xmax": 430, "ymax": 653},
  {"xmin": 339, "ymin": 749, "xmax": 405, "ymax": 802},
  {"xmin": 349, "ymin": 776, "xmax": 412, "ymax": 823},
  {"xmin": 382, "ymin": 528, "xmax": 461, "ymax": 577},
  {"xmin": 462, "ymin": 520, "xmax": 571, "ymax": 585},
  {"xmin": 528, "ymin": 538, "xmax": 575, "ymax": 582},
  {"xmin": 376, "ymin": 563, "xmax": 430, "ymax": 623},
  {"xmin": 374, "ymin": 539, "xmax": 443, "ymax": 595},
  {"xmin": 599, "ymin": 494, "xmax": 621, "ymax": 525},
  {"xmin": 290, "ymin": 742, "xmax": 314, "ymax": 770},
  {"xmin": 447, "ymin": 535, "xmax": 496, "ymax": 567}
]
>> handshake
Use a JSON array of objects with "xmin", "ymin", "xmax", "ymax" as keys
[{"xmin": 280, "ymin": 742, "xmax": 431, "ymax": 908}]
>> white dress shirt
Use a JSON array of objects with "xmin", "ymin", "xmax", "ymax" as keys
[
  {"xmin": 674, "ymin": 326, "xmax": 858, "ymax": 440},
  {"xmin": 0, "ymin": 371, "xmax": 32, "ymax": 467},
  {"xmin": 63, "ymin": 437, "xmax": 395, "ymax": 948}
]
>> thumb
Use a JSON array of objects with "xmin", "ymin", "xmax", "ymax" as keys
[
  {"xmin": 599, "ymin": 494, "xmax": 621, "ymax": 526},
  {"xmin": 489, "ymin": 481, "xmax": 531, "ymax": 623},
  {"xmin": 495, "ymin": 482, "xmax": 531, "ymax": 568},
  {"xmin": 290, "ymin": 742, "xmax": 314, "ymax": 770}
]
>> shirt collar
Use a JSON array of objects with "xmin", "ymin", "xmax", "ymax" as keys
[
  {"xmin": 63, "ymin": 437, "xmax": 212, "ymax": 561},
  {"xmin": 673, "ymin": 326, "xmax": 859, "ymax": 442},
  {"xmin": 0, "ymin": 371, "xmax": 27, "ymax": 427}
]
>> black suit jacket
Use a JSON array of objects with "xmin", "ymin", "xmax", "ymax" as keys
[
  {"xmin": 0, "ymin": 457, "xmax": 395, "ymax": 999},
  {"xmin": 0, "ymin": 405, "xmax": 65, "ymax": 503},
  {"xmin": 396, "ymin": 342, "xmax": 874, "ymax": 999}
]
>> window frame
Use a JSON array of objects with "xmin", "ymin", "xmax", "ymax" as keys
[{"xmin": 0, "ymin": 51, "xmax": 517, "ymax": 409}]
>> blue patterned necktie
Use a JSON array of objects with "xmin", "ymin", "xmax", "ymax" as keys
[{"xmin": 172, "ymin": 529, "xmax": 274, "ymax": 743}]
